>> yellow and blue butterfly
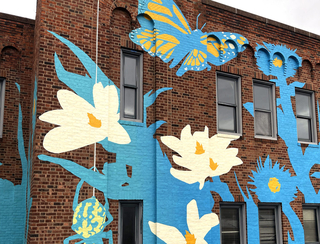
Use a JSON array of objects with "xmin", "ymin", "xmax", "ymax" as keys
[{"xmin": 129, "ymin": 0, "xmax": 249, "ymax": 76}]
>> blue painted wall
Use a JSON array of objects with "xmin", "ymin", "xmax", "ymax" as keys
[{"xmin": 0, "ymin": 81, "xmax": 35, "ymax": 243}]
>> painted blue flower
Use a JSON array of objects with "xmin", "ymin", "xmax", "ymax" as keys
[
  {"xmin": 255, "ymin": 42, "xmax": 302, "ymax": 78},
  {"xmin": 248, "ymin": 156, "xmax": 297, "ymax": 203}
]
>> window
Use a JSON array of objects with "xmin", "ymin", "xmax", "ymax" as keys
[
  {"xmin": 303, "ymin": 205, "xmax": 320, "ymax": 243},
  {"xmin": 295, "ymin": 90, "xmax": 317, "ymax": 143},
  {"xmin": 121, "ymin": 49, "xmax": 143, "ymax": 122},
  {"xmin": 259, "ymin": 204, "xmax": 282, "ymax": 244},
  {"xmin": 217, "ymin": 73, "xmax": 242, "ymax": 134},
  {"xmin": 119, "ymin": 200, "xmax": 143, "ymax": 244},
  {"xmin": 253, "ymin": 80, "xmax": 277, "ymax": 139},
  {"xmin": 0, "ymin": 78, "xmax": 5, "ymax": 138},
  {"xmin": 220, "ymin": 203, "xmax": 246, "ymax": 244}
]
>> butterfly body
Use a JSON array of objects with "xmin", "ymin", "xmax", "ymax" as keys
[{"xmin": 130, "ymin": 0, "xmax": 249, "ymax": 76}]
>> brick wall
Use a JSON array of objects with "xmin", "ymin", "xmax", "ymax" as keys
[{"xmin": 29, "ymin": 0, "xmax": 320, "ymax": 243}]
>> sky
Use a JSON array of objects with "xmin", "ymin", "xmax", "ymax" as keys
[{"xmin": 1, "ymin": 0, "xmax": 320, "ymax": 35}]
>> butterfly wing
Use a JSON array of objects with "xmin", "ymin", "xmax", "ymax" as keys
[
  {"xmin": 206, "ymin": 32, "xmax": 249, "ymax": 66},
  {"xmin": 130, "ymin": 0, "xmax": 193, "ymax": 69},
  {"xmin": 175, "ymin": 32, "xmax": 211, "ymax": 76},
  {"xmin": 130, "ymin": 15, "xmax": 157, "ymax": 56}
]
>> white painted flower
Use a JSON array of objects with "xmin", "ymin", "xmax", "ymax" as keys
[
  {"xmin": 39, "ymin": 82, "xmax": 130, "ymax": 153},
  {"xmin": 149, "ymin": 199, "xmax": 219, "ymax": 244},
  {"xmin": 161, "ymin": 125, "xmax": 242, "ymax": 189}
]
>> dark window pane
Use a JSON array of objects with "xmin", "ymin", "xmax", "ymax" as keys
[
  {"xmin": 218, "ymin": 105, "xmax": 236, "ymax": 132},
  {"xmin": 221, "ymin": 208, "xmax": 240, "ymax": 244},
  {"xmin": 296, "ymin": 93, "xmax": 311, "ymax": 117},
  {"xmin": 122, "ymin": 204, "xmax": 137, "ymax": 244},
  {"xmin": 259, "ymin": 209, "xmax": 276, "ymax": 244},
  {"xmin": 124, "ymin": 56, "xmax": 137, "ymax": 86},
  {"xmin": 218, "ymin": 77, "xmax": 236, "ymax": 105},
  {"xmin": 254, "ymin": 84, "xmax": 271, "ymax": 110},
  {"xmin": 124, "ymin": 88, "xmax": 136, "ymax": 118},
  {"xmin": 297, "ymin": 118, "xmax": 311, "ymax": 142},
  {"xmin": 255, "ymin": 111, "xmax": 272, "ymax": 136},
  {"xmin": 303, "ymin": 209, "xmax": 319, "ymax": 243}
]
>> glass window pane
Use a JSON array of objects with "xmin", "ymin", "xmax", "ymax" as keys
[
  {"xmin": 124, "ymin": 55, "xmax": 137, "ymax": 86},
  {"xmin": 122, "ymin": 204, "xmax": 136, "ymax": 244},
  {"xmin": 218, "ymin": 105, "xmax": 236, "ymax": 132},
  {"xmin": 259, "ymin": 208, "xmax": 276, "ymax": 244},
  {"xmin": 296, "ymin": 93, "xmax": 311, "ymax": 117},
  {"xmin": 297, "ymin": 118, "xmax": 311, "ymax": 142},
  {"xmin": 124, "ymin": 87, "xmax": 136, "ymax": 118},
  {"xmin": 303, "ymin": 209, "xmax": 319, "ymax": 243},
  {"xmin": 254, "ymin": 84, "xmax": 271, "ymax": 110},
  {"xmin": 221, "ymin": 208, "xmax": 240, "ymax": 244},
  {"xmin": 255, "ymin": 111, "xmax": 272, "ymax": 137},
  {"xmin": 218, "ymin": 77, "xmax": 236, "ymax": 105}
]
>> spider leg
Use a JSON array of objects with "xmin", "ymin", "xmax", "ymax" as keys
[
  {"xmin": 73, "ymin": 179, "xmax": 85, "ymax": 211},
  {"xmin": 103, "ymin": 194, "xmax": 113, "ymax": 226},
  {"xmin": 100, "ymin": 230, "xmax": 113, "ymax": 244},
  {"xmin": 63, "ymin": 234, "xmax": 83, "ymax": 244}
]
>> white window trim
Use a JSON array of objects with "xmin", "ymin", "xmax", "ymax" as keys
[
  {"xmin": 303, "ymin": 204, "xmax": 320, "ymax": 244},
  {"xmin": 253, "ymin": 80, "xmax": 277, "ymax": 140},
  {"xmin": 216, "ymin": 72, "xmax": 242, "ymax": 136},
  {"xmin": 120, "ymin": 48, "xmax": 143, "ymax": 122},
  {"xmin": 258, "ymin": 203, "xmax": 283, "ymax": 244},
  {"xmin": 118, "ymin": 200, "xmax": 143, "ymax": 244},
  {"xmin": 0, "ymin": 78, "xmax": 5, "ymax": 138},
  {"xmin": 295, "ymin": 89, "xmax": 317, "ymax": 145},
  {"xmin": 220, "ymin": 202, "xmax": 246, "ymax": 244}
]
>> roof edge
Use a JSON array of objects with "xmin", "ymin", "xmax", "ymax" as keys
[
  {"xmin": 0, "ymin": 12, "xmax": 35, "ymax": 25},
  {"xmin": 202, "ymin": 0, "xmax": 320, "ymax": 40}
]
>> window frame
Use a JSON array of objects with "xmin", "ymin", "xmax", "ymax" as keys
[
  {"xmin": 253, "ymin": 80, "xmax": 277, "ymax": 140},
  {"xmin": 303, "ymin": 204, "xmax": 320, "ymax": 244},
  {"xmin": 118, "ymin": 200, "xmax": 143, "ymax": 244},
  {"xmin": 220, "ymin": 202, "xmax": 246, "ymax": 244},
  {"xmin": 295, "ymin": 89, "xmax": 317, "ymax": 144},
  {"xmin": 216, "ymin": 72, "xmax": 242, "ymax": 136},
  {"xmin": 120, "ymin": 48, "xmax": 143, "ymax": 122},
  {"xmin": 258, "ymin": 203, "xmax": 283, "ymax": 244},
  {"xmin": 0, "ymin": 78, "xmax": 5, "ymax": 138}
]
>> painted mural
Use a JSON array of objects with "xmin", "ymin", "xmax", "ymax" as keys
[
  {"xmin": 38, "ymin": 29, "xmax": 246, "ymax": 243},
  {"xmin": 129, "ymin": 0, "xmax": 248, "ymax": 76},
  {"xmin": 34, "ymin": 1, "xmax": 320, "ymax": 244},
  {"xmin": 0, "ymin": 81, "xmax": 35, "ymax": 243}
]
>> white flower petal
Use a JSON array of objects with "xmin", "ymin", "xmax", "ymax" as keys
[
  {"xmin": 161, "ymin": 136, "xmax": 181, "ymax": 152},
  {"xmin": 194, "ymin": 212, "xmax": 219, "ymax": 240},
  {"xmin": 43, "ymin": 126, "xmax": 106, "ymax": 153},
  {"xmin": 164, "ymin": 125, "xmax": 242, "ymax": 187},
  {"xmin": 180, "ymin": 124, "xmax": 192, "ymax": 141},
  {"xmin": 148, "ymin": 221, "xmax": 185, "ymax": 244},
  {"xmin": 40, "ymin": 84, "xmax": 130, "ymax": 153},
  {"xmin": 107, "ymin": 120, "xmax": 131, "ymax": 144},
  {"xmin": 57, "ymin": 89, "xmax": 93, "ymax": 111},
  {"xmin": 186, "ymin": 200, "xmax": 200, "ymax": 234}
]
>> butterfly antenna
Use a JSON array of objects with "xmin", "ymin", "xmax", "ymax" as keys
[
  {"xmin": 196, "ymin": 13, "xmax": 201, "ymax": 29},
  {"xmin": 201, "ymin": 23, "xmax": 206, "ymax": 31}
]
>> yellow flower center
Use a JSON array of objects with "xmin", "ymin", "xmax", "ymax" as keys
[
  {"xmin": 185, "ymin": 230, "xmax": 196, "ymax": 244},
  {"xmin": 195, "ymin": 141, "xmax": 205, "ymax": 154},
  {"xmin": 87, "ymin": 113, "xmax": 101, "ymax": 128},
  {"xmin": 209, "ymin": 158, "xmax": 218, "ymax": 171},
  {"xmin": 273, "ymin": 57, "xmax": 283, "ymax": 67},
  {"xmin": 268, "ymin": 177, "xmax": 281, "ymax": 193}
]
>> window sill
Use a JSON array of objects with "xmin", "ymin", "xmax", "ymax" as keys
[
  {"xmin": 119, "ymin": 119, "xmax": 144, "ymax": 127},
  {"xmin": 254, "ymin": 135, "xmax": 277, "ymax": 141},
  {"xmin": 217, "ymin": 131, "xmax": 242, "ymax": 138},
  {"xmin": 297, "ymin": 141, "xmax": 319, "ymax": 148}
]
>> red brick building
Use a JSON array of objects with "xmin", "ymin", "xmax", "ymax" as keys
[{"xmin": 2, "ymin": 0, "xmax": 320, "ymax": 243}]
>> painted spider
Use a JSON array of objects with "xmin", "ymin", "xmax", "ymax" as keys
[{"xmin": 63, "ymin": 169, "xmax": 113, "ymax": 244}]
